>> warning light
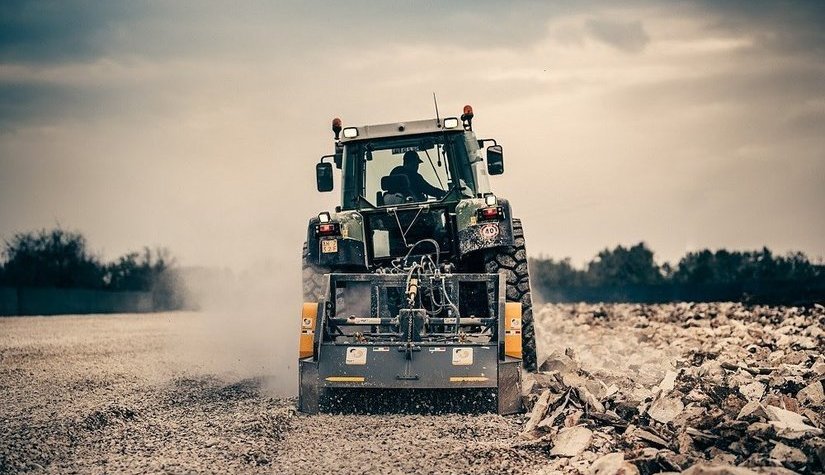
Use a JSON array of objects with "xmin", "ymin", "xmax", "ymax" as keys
[
  {"xmin": 332, "ymin": 118, "xmax": 342, "ymax": 140},
  {"xmin": 316, "ymin": 222, "xmax": 341, "ymax": 236},
  {"xmin": 477, "ymin": 206, "xmax": 504, "ymax": 221},
  {"xmin": 461, "ymin": 105, "xmax": 474, "ymax": 131}
]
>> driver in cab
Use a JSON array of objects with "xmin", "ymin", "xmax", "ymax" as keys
[{"xmin": 388, "ymin": 150, "xmax": 446, "ymax": 202}]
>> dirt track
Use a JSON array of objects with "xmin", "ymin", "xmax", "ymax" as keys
[{"xmin": 1, "ymin": 306, "xmax": 822, "ymax": 474}]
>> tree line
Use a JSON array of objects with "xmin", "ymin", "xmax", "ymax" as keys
[
  {"xmin": 530, "ymin": 243, "xmax": 825, "ymax": 305},
  {"xmin": 0, "ymin": 228, "xmax": 178, "ymax": 302}
]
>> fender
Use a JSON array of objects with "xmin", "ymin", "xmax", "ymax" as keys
[
  {"xmin": 306, "ymin": 211, "xmax": 368, "ymax": 269},
  {"xmin": 454, "ymin": 198, "xmax": 515, "ymax": 256}
]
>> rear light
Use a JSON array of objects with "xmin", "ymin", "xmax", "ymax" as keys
[
  {"xmin": 477, "ymin": 206, "xmax": 505, "ymax": 221},
  {"xmin": 316, "ymin": 222, "xmax": 341, "ymax": 236}
]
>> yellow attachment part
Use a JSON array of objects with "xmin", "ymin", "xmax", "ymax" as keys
[
  {"xmin": 504, "ymin": 302, "xmax": 522, "ymax": 359},
  {"xmin": 299, "ymin": 302, "xmax": 318, "ymax": 359},
  {"xmin": 449, "ymin": 376, "xmax": 489, "ymax": 382},
  {"xmin": 325, "ymin": 376, "xmax": 365, "ymax": 383}
]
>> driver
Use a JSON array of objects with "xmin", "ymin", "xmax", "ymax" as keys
[{"xmin": 388, "ymin": 150, "xmax": 446, "ymax": 202}]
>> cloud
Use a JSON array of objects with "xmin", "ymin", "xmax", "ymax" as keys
[{"xmin": 585, "ymin": 18, "xmax": 650, "ymax": 53}]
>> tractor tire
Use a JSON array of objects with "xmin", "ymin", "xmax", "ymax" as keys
[
  {"xmin": 483, "ymin": 218, "xmax": 537, "ymax": 372},
  {"xmin": 302, "ymin": 241, "xmax": 330, "ymax": 301}
]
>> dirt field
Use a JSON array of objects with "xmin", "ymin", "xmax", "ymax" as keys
[{"xmin": 1, "ymin": 305, "xmax": 822, "ymax": 474}]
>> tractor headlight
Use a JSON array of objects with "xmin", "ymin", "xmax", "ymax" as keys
[
  {"xmin": 318, "ymin": 212, "xmax": 331, "ymax": 223},
  {"xmin": 343, "ymin": 127, "xmax": 359, "ymax": 138}
]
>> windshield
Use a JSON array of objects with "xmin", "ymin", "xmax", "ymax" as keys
[{"xmin": 341, "ymin": 132, "xmax": 476, "ymax": 210}]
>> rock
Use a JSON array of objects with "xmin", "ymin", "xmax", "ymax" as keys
[
  {"xmin": 632, "ymin": 428, "xmax": 670, "ymax": 448},
  {"xmin": 796, "ymin": 380, "xmax": 824, "ymax": 406},
  {"xmin": 736, "ymin": 401, "xmax": 768, "ymax": 421},
  {"xmin": 564, "ymin": 410, "xmax": 583, "ymax": 427},
  {"xmin": 588, "ymin": 452, "xmax": 639, "ymax": 475},
  {"xmin": 521, "ymin": 389, "xmax": 553, "ymax": 437},
  {"xmin": 764, "ymin": 404, "xmax": 824, "ymax": 439},
  {"xmin": 680, "ymin": 463, "xmax": 759, "ymax": 475},
  {"xmin": 648, "ymin": 396, "xmax": 684, "ymax": 424},
  {"xmin": 539, "ymin": 350, "xmax": 578, "ymax": 374},
  {"xmin": 738, "ymin": 382, "xmax": 765, "ymax": 401},
  {"xmin": 550, "ymin": 426, "xmax": 593, "ymax": 457},
  {"xmin": 659, "ymin": 370, "xmax": 678, "ymax": 392},
  {"xmin": 698, "ymin": 361, "xmax": 727, "ymax": 386},
  {"xmin": 769, "ymin": 442, "xmax": 807, "ymax": 467}
]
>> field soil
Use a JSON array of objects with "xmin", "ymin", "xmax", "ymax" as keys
[{"xmin": 1, "ymin": 304, "xmax": 822, "ymax": 474}]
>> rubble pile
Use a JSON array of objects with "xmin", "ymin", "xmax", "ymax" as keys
[{"xmin": 522, "ymin": 303, "xmax": 824, "ymax": 474}]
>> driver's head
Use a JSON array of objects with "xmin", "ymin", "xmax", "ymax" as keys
[{"xmin": 402, "ymin": 150, "xmax": 422, "ymax": 171}]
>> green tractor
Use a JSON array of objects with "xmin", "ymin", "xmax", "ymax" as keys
[{"xmin": 299, "ymin": 106, "xmax": 536, "ymax": 414}]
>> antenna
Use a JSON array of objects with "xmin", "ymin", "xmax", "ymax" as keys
[
  {"xmin": 433, "ymin": 92, "xmax": 441, "ymax": 126},
  {"xmin": 433, "ymin": 93, "xmax": 444, "ymax": 167}
]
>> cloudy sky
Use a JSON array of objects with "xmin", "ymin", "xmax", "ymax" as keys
[{"xmin": 1, "ymin": 1, "xmax": 823, "ymax": 271}]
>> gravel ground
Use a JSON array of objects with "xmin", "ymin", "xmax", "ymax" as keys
[{"xmin": 1, "ymin": 305, "xmax": 822, "ymax": 474}]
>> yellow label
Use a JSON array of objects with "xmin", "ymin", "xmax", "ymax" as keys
[
  {"xmin": 325, "ymin": 376, "xmax": 365, "ymax": 383},
  {"xmin": 504, "ymin": 302, "xmax": 522, "ymax": 359},
  {"xmin": 449, "ymin": 376, "xmax": 489, "ymax": 382},
  {"xmin": 299, "ymin": 302, "xmax": 317, "ymax": 359}
]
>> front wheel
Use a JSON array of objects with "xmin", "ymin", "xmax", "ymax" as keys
[{"xmin": 483, "ymin": 218, "xmax": 537, "ymax": 372}]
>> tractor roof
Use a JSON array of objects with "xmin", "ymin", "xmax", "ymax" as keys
[{"xmin": 340, "ymin": 118, "xmax": 461, "ymax": 143}]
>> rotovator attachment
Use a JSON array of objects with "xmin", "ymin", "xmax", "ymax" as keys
[{"xmin": 298, "ymin": 245, "xmax": 524, "ymax": 414}]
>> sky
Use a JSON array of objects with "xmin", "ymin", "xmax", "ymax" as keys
[{"xmin": 1, "ymin": 0, "xmax": 824, "ymax": 271}]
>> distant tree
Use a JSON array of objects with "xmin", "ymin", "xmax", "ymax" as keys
[
  {"xmin": 1, "ymin": 228, "xmax": 104, "ymax": 288},
  {"xmin": 529, "ymin": 257, "xmax": 586, "ymax": 288},
  {"xmin": 673, "ymin": 248, "xmax": 820, "ymax": 285},
  {"xmin": 586, "ymin": 242, "xmax": 663, "ymax": 286},
  {"xmin": 105, "ymin": 247, "xmax": 174, "ymax": 292}
]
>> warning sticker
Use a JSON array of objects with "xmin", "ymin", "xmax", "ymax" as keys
[
  {"xmin": 452, "ymin": 348, "xmax": 473, "ymax": 365},
  {"xmin": 479, "ymin": 223, "xmax": 499, "ymax": 241},
  {"xmin": 346, "ymin": 347, "xmax": 367, "ymax": 365}
]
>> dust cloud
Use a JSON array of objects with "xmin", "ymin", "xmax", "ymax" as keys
[{"xmin": 170, "ymin": 258, "xmax": 301, "ymax": 396}]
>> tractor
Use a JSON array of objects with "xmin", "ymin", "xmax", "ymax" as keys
[{"xmin": 299, "ymin": 106, "xmax": 536, "ymax": 414}]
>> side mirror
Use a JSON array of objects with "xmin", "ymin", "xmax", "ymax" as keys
[
  {"xmin": 316, "ymin": 162, "xmax": 333, "ymax": 192},
  {"xmin": 487, "ymin": 145, "xmax": 504, "ymax": 175}
]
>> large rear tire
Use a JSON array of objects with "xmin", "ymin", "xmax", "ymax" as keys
[
  {"xmin": 302, "ymin": 242, "xmax": 330, "ymax": 301},
  {"xmin": 483, "ymin": 219, "xmax": 537, "ymax": 372}
]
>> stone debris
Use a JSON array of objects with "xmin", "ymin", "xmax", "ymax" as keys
[
  {"xmin": 522, "ymin": 303, "xmax": 825, "ymax": 474},
  {"xmin": 797, "ymin": 381, "xmax": 824, "ymax": 406},
  {"xmin": 588, "ymin": 452, "xmax": 640, "ymax": 475},
  {"xmin": 551, "ymin": 426, "xmax": 594, "ymax": 457}
]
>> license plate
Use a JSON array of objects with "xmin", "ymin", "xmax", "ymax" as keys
[{"xmin": 321, "ymin": 239, "xmax": 338, "ymax": 253}]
